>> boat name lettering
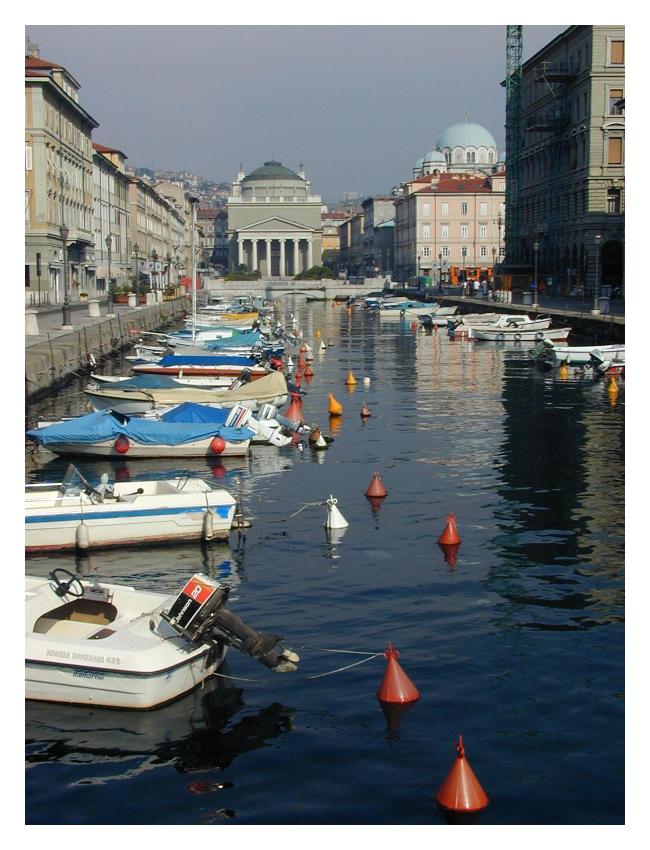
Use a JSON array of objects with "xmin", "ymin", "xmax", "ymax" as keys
[
  {"xmin": 46, "ymin": 649, "xmax": 71, "ymax": 659},
  {"xmin": 72, "ymin": 669, "xmax": 105, "ymax": 680}
]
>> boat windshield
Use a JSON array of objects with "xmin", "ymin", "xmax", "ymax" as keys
[{"xmin": 60, "ymin": 464, "xmax": 87, "ymax": 497}]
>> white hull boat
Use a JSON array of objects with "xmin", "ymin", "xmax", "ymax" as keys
[
  {"xmin": 469, "ymin": 325, "xmax": 571, "ymax": 342},
  {"xmin": 25, "ymin": 467, "xmax": 239, "ymax": 553},
  {"xmin": 26, "ymin": 571, "xmax": 299, "ymax": 709},
  {"xmin": 453, "ymin": 314, "xmax": 552, "ymax": 331},
  {"xmin": 531, "ymin": 339, "xmax": 625, "ymax": 368}
]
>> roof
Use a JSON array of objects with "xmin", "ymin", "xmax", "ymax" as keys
[
  {"xmin": 242, "ymin": 160, "xmax": 303, "ymax": 183},
  {"xmin": 93, "ymin": 142, "xmax": 128, "ymax": 159},
  {"xmin": 418, "ymin": 175, "xmax": 495, "ymax": 195},
  {"xmin": 435, "ymin": 122, "xmax": 497, "ymax": 150},
  {"xmin": 25, "ymin": 54, "xmax": 81, "ymax": 89}
]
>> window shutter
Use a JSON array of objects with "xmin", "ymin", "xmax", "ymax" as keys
[
  {"xmin": 608, "ymin": 138, "xmax": 623, "ymax": 165},
  {"xmin": 610, "ymin": 40, "xmax": 624, "ymax": 64}
]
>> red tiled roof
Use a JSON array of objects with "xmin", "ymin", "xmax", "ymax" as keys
[
  {"xmin": 25, "ymin": 55, "xmax": 63, "ymax": 70},
  {"xmin": 93, "ymin": 142, "xmax": 127, "ymax": 158}
]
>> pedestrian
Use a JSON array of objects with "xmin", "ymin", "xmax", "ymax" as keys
[{"xmin": 473, "ymin": 279, "xmax": 481, "ymax": 297}]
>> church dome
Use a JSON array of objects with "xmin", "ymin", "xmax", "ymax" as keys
[
  {"xmin": 435, "ymin": 122, "xmax": 497, "ymax": 151},
  {"xmin": 423, "ymin": 150, "xmax": 446, "ymax": 163},
  {"xmin": 242, "ymin": 160, "xmax": 303, "ymax": 182}
]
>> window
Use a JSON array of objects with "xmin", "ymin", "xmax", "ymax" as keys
[
  {"xmin": 479, "ymin": 246, "xmax": 488, "ymax": 258},
  {"xmin": 479, "ymin": 224, "xmax": 487, "ymax": 238},
  {"xmin": 423, "ymin": 246, "xmax": 431, "ymax": 257},
  {"xmin": 441, "ymin": 224, "xmax": 449, "ymax": 238},
  {"xmin": 479, "ymin": 202, "xmax": 487, "ymax": 216},
  {"xmin": 607, "ymin": 188, "xmax": 621, "ymax": 214},
  {"xmin": 608, "ymin": 137, "xmax": 623, "ymax": 165},
  {"xmin": 422, "ymin": 202, "xmax": 430, "ymax": 215},
  {"xmin": 461, "ymin": 202, "xmax": 468, "ymax": 215},
  {"xmin": 442, "ymin": 246, "xmax": 449, "ymax": 257},
  {"xmin": 610, "ymin": 40, "xmax": 624, "ymax": 65},
  {"xmin": 609, "ymin": 89, "xmax": 624, "ymax": 115},
  {"xmin": 460, "ymin": 224, "xmax": 469, "ymax": 238},
  {"xmin": 466, "ymin": 151, "xmax": 475, "ymax": 163},
  {"xmin": 422, "ymin": 224, "xmax": 430, "ymax": 239},
  {"xmin": 461, "ymin": 246, "xmax": 468, "ymax": 258},
  {"xmin": 25, "ymin": 144, "xmax": 32, "ymax": 171},
  {"xmin": 441, "ymin": 202, "xmax": 449, "ymax": 216}
]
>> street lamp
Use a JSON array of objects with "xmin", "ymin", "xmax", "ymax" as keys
[
  {"xmin": 497, "ymin": 212, "xmax": 503, "ymax": 261},
  {"xmin": 592, "ymin": 234, "xmax": 602, "ymax": 315},
  {"xmin": 151, "ymin": 249, "xmax": 158, "ymax": 292},
  {"xmin": 60, "ymin": 225, "xmax": 71, "ymax": 326},
  {"xmin": 438, "ymin": 252, "xmax": 443, "ymax": 291},
  {"xmin": 105, "ymin": 234, "xmax": 113, "ymax": 314},
  {"xmin": 165, "ymin": 252, "xmax": 172, "ymax": 289},
  {"xmin": 132, "ymin": 242, "xmax": 140, "ymax": 299},
  {"xmin": 532, "ymin": 241, "xmax": 540, "ymax": 309}
]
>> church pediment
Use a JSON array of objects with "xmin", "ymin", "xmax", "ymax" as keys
[{"xmin": 238, "ymin": 216, "xmax": 317, "ymax": 233}]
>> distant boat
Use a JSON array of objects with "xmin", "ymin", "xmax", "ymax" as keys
[
  {"xmin": 468, "ymin": 325, "xmax": 571, "ymax": 342},
  {"xmin": 531, "ymin": 339, "xmax": 625, "ymax": 369}
]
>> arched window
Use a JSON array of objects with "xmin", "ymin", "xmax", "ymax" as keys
[
  {"xmin": 488, "ymin": 150, "xmax": 494, "ymax": 163},
  {"xmin": 466, "ymin": 150, "xmax": 476, "ymax": 164}
]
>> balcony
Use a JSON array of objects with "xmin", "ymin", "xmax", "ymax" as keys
[{"xmin": 535, "ymin": 61, "xmax": 577, "ymax": 83}]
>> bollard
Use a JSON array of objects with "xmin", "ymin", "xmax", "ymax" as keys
[
  {"xmin": 25, "ymin": 310, "xmax": 40, "ymax": 336},
  {"xmin": 88, "ymin": 299, "xmax": 101, "ymax": 318}
]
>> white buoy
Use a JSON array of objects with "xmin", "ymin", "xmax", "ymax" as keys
[
  {"xmin": 202, "ymin": 508, "xmax": 215, "ymax": 541},
  {"xmin": 324, "ymin": 495, "xmax": 349, "ymax": 529},
  {"xmin": 315, "ymin": 433, "xmax": 328, "ymax": 450},
  {"xmin": 287, "ymin": 356, "xmax": 294, "ymax": 368},
  {"xmin": 320, "ymin": 341, "xmax": 326, "ymax": 351},
  {"xmin": 75, "ymin": 519, "xmax": 90, "ymax": 549},
  {"xmin": 363, "ymin": 377, "xmax": 371, "ymax": 386}
]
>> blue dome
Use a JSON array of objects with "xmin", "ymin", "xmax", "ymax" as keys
[
  {"xmin": 435, "ymin": 122, "xmax": 497, "ymax": 150},
  {"xmin": 423, "ymin": 150, "xmax": 446, "ymax": 163},
  {"xmin": 414, "ymin": 157, "xmax": 424, "ymax": 168}
]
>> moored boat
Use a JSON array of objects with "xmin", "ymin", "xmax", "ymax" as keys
[{"xmin": 468, "ymin": 325, "xmax": 571, "ymax": 342}]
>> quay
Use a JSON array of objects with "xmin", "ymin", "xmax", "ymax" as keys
[{"xmin": 25, "ymin": 296, "xmax": 189, "ymax": 401}]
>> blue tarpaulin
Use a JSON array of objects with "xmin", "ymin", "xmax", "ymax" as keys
[
  {"xmin": 27, "ymin": 409, "xmax": 254, "ymax": 446},
  {"xmin": 158, "ymin": 354, "xmax": 258, "ymax": 367}
]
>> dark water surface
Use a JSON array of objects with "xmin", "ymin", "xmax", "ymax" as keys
[{"xmin": 25, "ymin": 301, "xmax": 624, "ymax": 825}]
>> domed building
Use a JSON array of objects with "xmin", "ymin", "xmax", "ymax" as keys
[
  {"xmin": 412, "ymin": 120, "xmax": 503, "ymax": 177},
  {"xmin": 227, "ymin": 160, "xmax": 323, "ymax": 276}
]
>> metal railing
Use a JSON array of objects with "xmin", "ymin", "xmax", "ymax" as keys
[{"xmin": 26, "ymin": 291, "xmax": 51, "ymax": 307}]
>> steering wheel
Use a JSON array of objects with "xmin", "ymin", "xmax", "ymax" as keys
[{"xmin": 49, "ymin": 568, "xmax": 85, "ymax": 599}]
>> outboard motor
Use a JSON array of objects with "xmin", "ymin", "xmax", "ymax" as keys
[
  {"xmin": 161, "ymin": 574, "xmax": 299, "ymax": 672},
  {"xmin": 228, "ymin": 368, "xmax": 253, "ymax": 391}
]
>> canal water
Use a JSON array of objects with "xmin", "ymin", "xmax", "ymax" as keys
[{"xmin": 25, "ymin": 300, "xmax": 624, "ymax": 825}]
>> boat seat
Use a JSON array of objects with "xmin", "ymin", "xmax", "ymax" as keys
[{"xmin": 33, "ymin": 618, "xmax": 99, "ymax": 638}]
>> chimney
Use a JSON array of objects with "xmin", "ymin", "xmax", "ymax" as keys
[{"xmin": 26, "ymin": 38, "xmax": 40, "ymax": 58}]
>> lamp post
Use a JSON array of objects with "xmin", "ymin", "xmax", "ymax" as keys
[
  {"xmin": 592, "ymin": 234, "xmax": 602, "ymax": 315},
  {"xmin": 497, "ymin": 212, "xmax": 503, "ymax": 261},
  {"xmin": 132, "ymin": 242, "xmax": 140, "ymax": 300},
  {"xmin": 532, "ymin": 240, "xmax": 539, "ymax": 309},
  {"xmin": 60, "ymin": 225, "xmax": 71, "ymax": 326},
  {"xmin": 166, "ymin": 252, "xmax": 172, "ymax": 290},
  {"xmin": 438, "ymin": 252, "xmax": 443, "ymax": 291},
  {"xmin": 151, "ymin": 249, "xmax": 158, "ymax": 292},
  {"xmin": 105, "ymin": 234, "xmax": 113, "ymax": 314}
]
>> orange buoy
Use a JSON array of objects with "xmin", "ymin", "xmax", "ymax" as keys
[
  {"xmin": 435, "ymin": 736, "xmax": 489, "ymax": 813},
  {"xmin": 328, "ymin": 393, "xmax": 343, "ymax": 416},
  {"xmin": 209, "ymin": 435, "xmax": 226, "ymax": 454},
  {"xmin": 411, "ymin": 321, "xmax": 418, "ymax": 330},
  {"xmin": 607, "ymin": 377, "xmax": 619, "ymax": 396},
  {"xmin": 329, "ymin": 414, "xmax": 343, "ymax": 435},
  {"xmin": 293, "ymin": 374, "xmax": 302, "ymax": 387},
  {"xmin": 304, "ymin": 364, "xmax": 313, "ymax": 377},
  {"xmin": 114, "ymin": 435, "xmax": 130, "ymax": 454},
  {"xmin": 297, "ymin": 355, "xmax": 306, "ymax": 368},
  {"xmin": 376, "ymin": 643, "xmax": 420, "ymax": 704},
  {"xmin": 285, "ymin": 392, "xmax": 303, "ymax": 422},
  {"xmin": 360, "ymin": 402, "xmax": 371, "ymax": 418},
  {"xmin": 438, "ymin": 513, "xmax": 460, "ymax": 545},
  {"xmin": 365, "ymin": 471, "xmax": 387, "ymax": 498},
  {"xmin": 345, "ymin": 370, "xmax": 357, "ymax": 386}
]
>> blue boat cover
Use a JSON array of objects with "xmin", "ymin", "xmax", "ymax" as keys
[
  {"xmin": 26, "ymin": 409, "xmax": 254, "ymax": 446},
  {"xmin": 161, "ymin": 402, "xmax": 232, "ymax": 424},
  {"xmin": 102, "ymin": 374, "xmax": 189, "ymax": 390},
  {"xmin": 203, "ymin": 332, "xmax": 262, "ymax": 350},
  {"xmin": 158, "ymin": 354, "xmax": 257, "ymax": 367}
]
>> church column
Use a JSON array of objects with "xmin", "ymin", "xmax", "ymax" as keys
[
  {"xmin": 307, "ymin": 237, "xmax": 313, "ymax": 271},
  {"xmin": 280, "ymin": 239, "xmax": 286, "ymax": 277},
  {"xmin": 266, "ymin": 239, "xmax": 273, "ymax": 277},
  {"xmin": 293, "ymin": 239, "xmax": 301, "ymax": 275},
  {"xmin": 237, "ymin": 237, "xmax": 243, "ymax": 267},
  {"xmin": 252, "ymin": 239, "xmax": 258, "ymax": 272}
]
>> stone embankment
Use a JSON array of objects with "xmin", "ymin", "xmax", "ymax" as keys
[{"xmin": 25, "ymin": 297, "xmax": 189, "ymax": 402}]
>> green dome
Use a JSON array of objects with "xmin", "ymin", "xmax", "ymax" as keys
[{"xmin": 242, "ymin": 160, "xmax": 303, "ymax": 182}]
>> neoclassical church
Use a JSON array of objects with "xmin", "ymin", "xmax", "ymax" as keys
[
  {"xmin": 412, "ymin": 120, "xmax": 503, "ymax": 178},
  {"xmin": 227, "ymin": 161, "xmax": 323, "ymax": 276}
]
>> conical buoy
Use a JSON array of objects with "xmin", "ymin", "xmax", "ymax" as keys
[
  {"xmin": 324, "ymin": 495, "xmax": 349, "ymax": 529},
  {"xmin": 360, "ymin": 402, "xmax": 371, "ymax": 418},
  {"xmin": 345, "ymin": 370, "xmax": 357, "ymax": 386},
  {"xmin": 285, "ymin": 392, "xmax": 303, "ymax": 422},
  {"xmin": 329, "ymin": 414, "xmax": 343, "ymax": 435},
  {"xmin": 376, "ymin": 643, "xmax": 420, "ymax": 704},
  {"xmin": 287, "ymin": 356, "xmax": 294, "ymax": 368},
  {"xmin": 559, "ymin": 363, "xmax": 568, "ymax": 380},
  {"xmin": 363, "ymin": 376, "xmax": 371, "ymax": 386},
  {"xmin": 365, "ymin": 472, "xmax": 387, "ymax": 499},
  {"xmin": 435, "ymin": 736, "xmax": 489, "ymax": 813},
  {"xmin": 438, "ymin": 513, "xmax": 460, "ymax": 545},
  {"xmin": 607, "ymin": 377, "xmax": 619, "ymax": 396},
  {"xmin": 320, "ymin": 340, "xmax": 326, "ymax": 351},
  {"xmin": 293, "ymin": 374, "xmax": 302, "ymax": 387},
  {"xmin": 328, "ymin": 393, "xmax": 343, "ymax": 416},
  {"xmin": 304, "ymin": 364, "xmax": 313, "ymax": 377},
  {"xmin": 297, "ymin": 354, "xmax": 306, "ymax": 368},
  {"xmin": 315, "ymin": 329, "xmax": 321, "ymax": 338}
]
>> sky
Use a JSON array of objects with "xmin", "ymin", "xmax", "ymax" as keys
[{"xmin": 25, "ymin": 23, "xmax": 568, "ymax": 202}]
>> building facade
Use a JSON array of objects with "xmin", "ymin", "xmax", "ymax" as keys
[
  {"xmin": 25, "ymin": 51, "xmax": 98, "ymax": 305},
  {"xmin": 321, "ymin": 210, "xmax": 349, "ymax": 270},
  {"xmin": 361, "ymin": 197, "xmax": 396, "ymax": 277},
  {"xmin": 92, "ymin": 144, "xmax": 130, "ymax": 297},
  {"xmin": 227, "ymin": 161, "xmax": 323, "ymax": 276},
  {"xmin": 394, "ymin": 171, "xmax": 506, "ymax": 284},
  {"xmin": 508, "ymin": 25, "xmax": 624, "ymax": 295}
]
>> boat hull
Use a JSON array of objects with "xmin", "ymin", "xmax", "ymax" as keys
[
  {"xmin": 32, "ymin": 437, "xmax": 250, "ymax": 458},
  {"xmin": 469, "ymin": 327, "xmax": 571, "ymax": 342}
]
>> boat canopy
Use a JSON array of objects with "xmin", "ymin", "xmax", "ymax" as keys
[
  {"xmin": 26, "ymin": 409, "xmax": 254, "ymax": 446},
  {"xmin": 104, "ymin": 374, "xmax": 191, "ymax": 390},
  {"xmin": 203, "ymin": 332, "xmax": 262, "ymax": 350},
  {"xmin": 158, "ymin": 354, "xmax": 259, "ymax": 367},
  {"xmin": 161, "ymin": 402, "xmax": 238, "ymax": 424}
]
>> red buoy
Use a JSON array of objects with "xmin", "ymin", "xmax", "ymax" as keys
[
  {"xmin": 284, "ymin": 392, "xmax": 303, "ymax": 422},
  {"xmin": 304, "ymin": 364, "xmax": 313, "ymax": 377},
  {"xmin": 210, "ymin": 435, "xmax": 226, "ymax": 454},
  {"xmin": 435, "ymin": 736, "xmax": 489, "ymax": 813},
  {"xmin": 114, "ymin": 435, "xmax": 130, "ymax": 454},
  {"xmin": 438, "ymin": 513, "xmax": 460, "ymax": 545},
  {"xmin": 293, "ymin": 374, "xmax": 302, "ymax": 387},
  {"xmin": 365, "ymin": 471, "xmax": 387, "ymax": 498},
  {"xmin": 376, "ymin": 643, "xmax": 420, "ymax": 704},
  {"xmin": 360, "ymin": 402, "xmax": 371, "ymax": 418}
]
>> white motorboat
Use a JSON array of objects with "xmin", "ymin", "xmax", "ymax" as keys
[
  {"xmin": 468, "ymin": 325, "xmax": 571, "ymax": 342},
  {"xmin": 452, "ymin": 313, "xmax": 552, "ymax": 331},
  {"xmin": 26, "ymin": 570, "xmax": 299, "ymax": 709},
  {"xmin": 531, "ymin": 339, "xmax": 625, "ymax": 369},
  {"xmin": 25, "ymin": 465, "xmax": 240, "ymax": 553}
]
